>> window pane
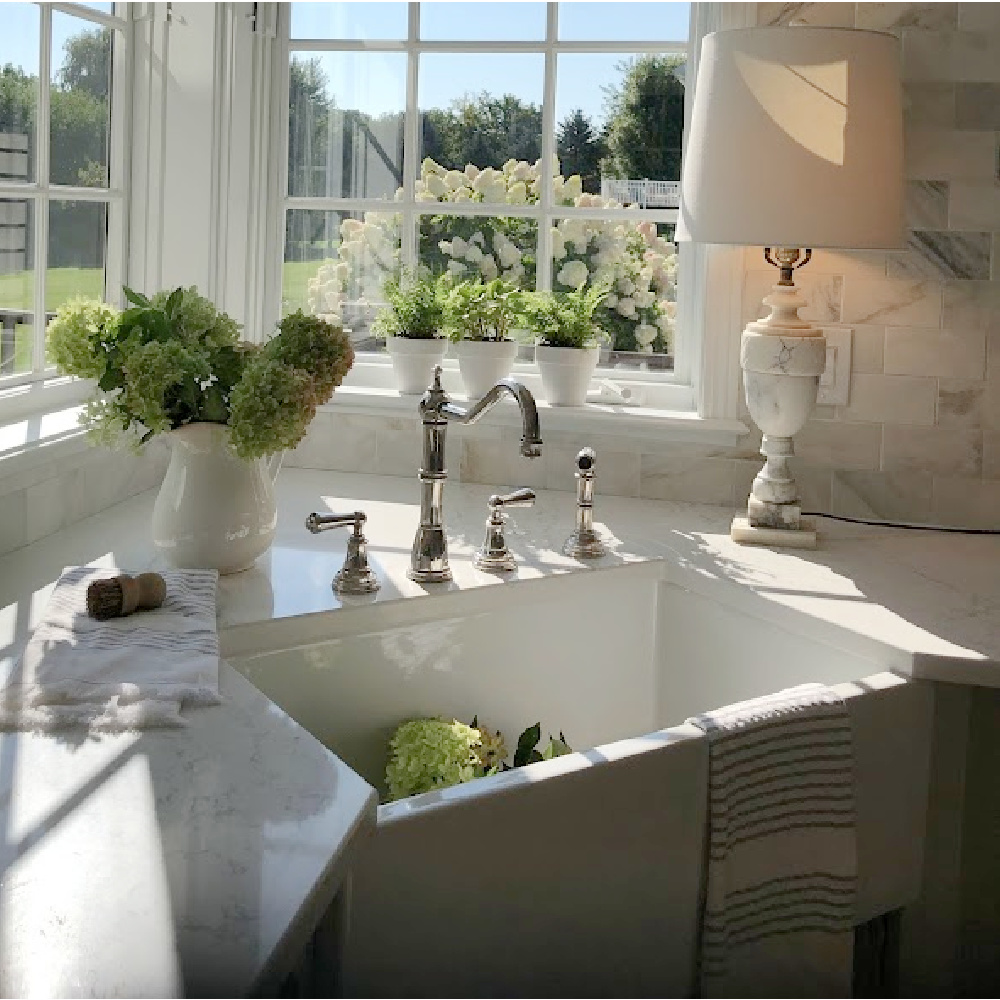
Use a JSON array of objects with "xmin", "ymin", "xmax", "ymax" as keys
[
  {"xmin": 290, "ymin": 2, "xmax": 408, "ymax": 40},
  {"xmin": 0, "ymin": 4, "xmax": 39, "ymax": 185},
  {"xmin": 559, "ymin": 2, "xmax": 690, "ymax": 41},
  {"xmin": 0, "ymin": 199, "xmax": 34, "ymax": 376},
  {"xmin": 552, "ymin": 216, "xmax": 675, "ymax": 365},
  {"xmin": 285, "ymin": 208, "xmax": 401, "ymax": 348},
  {"xmin": 47, "ymin": 200, "xmax": 106, "ymax": 313},
  {"xmin": 557, "ymin": 53, "xmax": 684, "ymax": 200},
  {"xmin": 420, "ymin": 2, "xmax": 546, "ymax": 41},
  {"xmin": 288, "ymin": 53, "xmax": 405, "ymax": 200},
  {"xmin": 419, "ymin": 214, "xmax": 537, "ymax": 288},
  {"xmin": 50, "ymin": 12, "xmax": 113, "ymax": 187},
  {"xmin": 420, "ymin": 54, "xmax": 543, "ymax": 174}
]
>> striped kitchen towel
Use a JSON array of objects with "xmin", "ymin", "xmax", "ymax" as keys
[
  {"xmin": 688, "ymin": 683, "xmax": 857, "ymax": 997},
  {"xmin": 1, "ymin": 565, "xmax": 221, "ymax": 732}
]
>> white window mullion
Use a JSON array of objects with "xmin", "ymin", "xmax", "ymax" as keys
[
  {"xmin": 31, "ymin": 2, "xmax": 53, "ymax": 373},
  {"xmin": 106, "ymin": 4, "xmax": 132, "ymax": 307},
  {"xmin": 401, "ymin": 2, "xmax": 420, "ymax": 276},
  {"xmin": 536, "ymin": 2, "xmax": 558, "ymax": 294}
]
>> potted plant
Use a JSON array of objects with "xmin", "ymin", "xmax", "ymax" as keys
[
  {"xmin": 521, "ymin": 282, "xmax": 609, "ymax": 406},
  {"xmin": 374, "ymin": 273, "xmax": 448, "ymax": 394},
  {"xmin": 47, "ymin": 287, "xmax": 353, "ymax": 573},
  {"xmin": 444, "ymin": 278, "xmax": 523, "ymax": 398}
]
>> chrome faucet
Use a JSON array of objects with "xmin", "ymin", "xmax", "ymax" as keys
[{"xmin": 409, "ymin": 366, "xmax": 542, "ymax": 583}]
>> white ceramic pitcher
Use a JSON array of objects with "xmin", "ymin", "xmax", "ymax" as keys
[{"xmin": 151, "ymin": 422, "xmax": 280, "ymax": 575}]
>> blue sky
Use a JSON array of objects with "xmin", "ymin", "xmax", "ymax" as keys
[
  {"xmin": 0, "ymin": 1, "xmax": 689, "ymax": 128},
  {"xmin": 291, "ymin": 1, "xmax": 690, "ymax": 127},
  {"xmin": 0, "ymin": 3, "xmax": 112, "ymax": 77}
]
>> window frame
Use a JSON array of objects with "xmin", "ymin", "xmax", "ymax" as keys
[
  {"xmin": 0, "ymin": 0, "xmax": 131, "ymax": 392},
  {"xmin": 271, "ymin": 1, "xmax": 700, "ymax": 408}
]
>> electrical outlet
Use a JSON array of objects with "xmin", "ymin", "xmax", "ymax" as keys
[{"xmin": 816, "ymin": 327, "xmax": 852, "ymax": 407}]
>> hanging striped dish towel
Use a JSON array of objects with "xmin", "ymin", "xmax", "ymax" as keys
[
  {"xmin": 1, "ymin": 566, "xmax": 221, "ymax": 732},
  {"xmin": 688, "ymin": 683, "xmax": 857, "ymax": 998}
]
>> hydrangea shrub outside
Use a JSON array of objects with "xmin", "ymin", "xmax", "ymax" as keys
[{"xmin": 304, "ymin": 156, "xmax": 677, "ymax": 360}]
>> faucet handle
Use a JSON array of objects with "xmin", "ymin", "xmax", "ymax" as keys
[
  {"xmin": 489, "ymin": 487, "xmax": 536, "ymax": 510},
  {"xmin": 475, "ymin": 488, "xmax": 534, "ymax": 572},
  {"xmin": 305, "ymin": 510, "xmax": 381, "ymax": 595}
]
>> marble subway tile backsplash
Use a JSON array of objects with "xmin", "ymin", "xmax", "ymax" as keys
[{"xmin": 0, "ymin": 441, "xmax": 169, "ymax": 559}]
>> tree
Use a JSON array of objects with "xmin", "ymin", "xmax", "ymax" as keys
[
  {"xmin": 603, "ymin": 56, "xmax": 685, "ymax": 181},
  {"xmin": 422, "ymin": 92, "xmax": 541, "ymax": 171},
  {"xmin": 557, "ymin": 109, "xmax": 605, "ymax": 194},
  {"xmin": 57, "ymin": 29, "xmax": 111, "ymax": 102}
]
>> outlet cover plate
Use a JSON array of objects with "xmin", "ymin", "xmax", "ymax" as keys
[{"xmin": 817, "ymin": 327, "xmax": 852, "ymax": 407}]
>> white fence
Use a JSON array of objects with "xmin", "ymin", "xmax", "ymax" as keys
[{"xmin": 600, "ymin": 177, "xmax": 680, "ymax": 209}]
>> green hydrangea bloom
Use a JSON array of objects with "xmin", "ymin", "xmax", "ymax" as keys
[
  {"xmin": 47, "ymin": 298, "xmax": 120, "ymax": 379},
  {"xmin": 386, "ymin": 718, "xmax": 484, "ymax": 801},
  {"xmin": 264, "ymin": 310, "xmax": 354, "ymax": 402},
  {"xmin": 227, "ymin": 356, "xmax": 314, "ymax": 459},
  {"xmin": 120, "ymin": 340, "xmax": 212, "ymax": 436},
  {"xmin": 149, "ymin": 286, "xmax": 240, "ymax": 352}
]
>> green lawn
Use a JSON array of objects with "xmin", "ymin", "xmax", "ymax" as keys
[
  {"xmin": 0, "ymin": 268, "xmax": 105, "ymax": 375},
  {"xmin": 282, "ymin": 258, "xmax": 332, "ymax": 314},
  {"xmin": 0, "ymin": 267, "xmax": 105, "ymax": 312}
]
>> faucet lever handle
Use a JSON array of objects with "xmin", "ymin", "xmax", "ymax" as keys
[
  {"xmin": 305, "ymin": 510, "xmax": 380, "ymax": 595},
  {"xmin": 489, "ymin": 488, "xmax": 536, "ymax": 510}
]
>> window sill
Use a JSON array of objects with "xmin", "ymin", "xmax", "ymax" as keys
[{"xmin": 326, "ymin": 377, "xmax": 749, "ymax": 447}]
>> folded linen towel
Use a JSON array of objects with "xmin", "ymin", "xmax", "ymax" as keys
[
  {"xmin": 688, "ymin": 683, "xmax": 857, "ymax": 998},
  {"xmin": 1, "ymin": 566, "xmax": 221, "ymax": 732}
]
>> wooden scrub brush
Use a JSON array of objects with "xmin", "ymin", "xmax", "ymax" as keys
[{"xmin": 86, "ymin": 572, "xmax": 168, "ymax": 621}]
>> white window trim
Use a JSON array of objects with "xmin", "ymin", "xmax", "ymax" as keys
[
  {"xmin": 256, "ymin": 1, "xmax": 752, "ymax": 439},
  {"xmin": 0, "ymin": 1, "xmax": 130, "ymax": 402},
  {"xmin": 2, "ymin": 2, "xmax": 754, "ymax": 453}
]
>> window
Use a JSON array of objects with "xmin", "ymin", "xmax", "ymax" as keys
[
  {"xmin": 279, "ymin": 2, "xmax": 689, "ymax": 382},
  {"xmin": 0, "ymin": 1, "xmax": 127, "ymax": 387}
]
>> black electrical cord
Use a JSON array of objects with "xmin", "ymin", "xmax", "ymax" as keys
[{"xmin": 802, "ymin": 511, "xmax": 1000, "ymax": 535}]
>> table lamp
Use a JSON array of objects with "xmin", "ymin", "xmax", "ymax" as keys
[{"xmin": 677, "ymin": 27, "xmax": 905, "ymax": 547}]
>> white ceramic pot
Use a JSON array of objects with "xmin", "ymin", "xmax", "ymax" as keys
[
  {"xmin": 453, "ymin": 339, "xmax": 519, "ymax": 399},
  {"xmin": 534, "ymin": 343, "xmax": 600, "ymax": 406},
  {"xmin": 152, "ymin": 423, "xmax": 278, "ymax": 575},
  {"xmin": 386, "ymin": 336, "xmax": 448, "ymax": 395}
]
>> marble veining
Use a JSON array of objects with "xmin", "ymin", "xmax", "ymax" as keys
[{"xmin": 905, "ymin": 230, "xmax": 992, "ymax": 281}]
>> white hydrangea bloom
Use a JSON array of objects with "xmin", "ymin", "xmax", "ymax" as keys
[
  {"xmin": 563, "ymin": 175, "xmax": 583, "ymax": 201},
  {"xmin": 447, "ymin": 259, "xmax": 466, "ymax": 277},
  {"xmin": 556, "ymin": 259, "xmax": 589, "ymax": 289},
  {"xmin": 551, "ymin": 228, "xmax": 567, "ymax": 261},
  {"xmin": 449, "ymin": 236, "xmax": 468, "ymax": 257},
  {"xmin": 464, "ymin": 164, "xmax": 479, "ymax": 182},
  {"xmin": 506, "ymin": 181, "xmax": 528, "ymax": 205},
  {"xmin": 465, "ymin": 244, "xmax": 484, "ymax": 265},
  {"xmin": 425, "ymin": 173, "xmax": 448, "ymax": 198},
  {"xmin": 444, "ymin": 170, "xmax": 465, "ymax": 191},
  {"xmin": 617, "ymin": 297, "xmax": 637, "ymax": 318},
  {"xmin": 480, "ymin": 255, "xmax": 499, "ymax": 280},
  {"xmin": 422, "ymin": 156, "xmax": 445, "ymax": 177},
  {"xmin": 636, "ymin": 323, "xmax": 657, "ymax": 348}
]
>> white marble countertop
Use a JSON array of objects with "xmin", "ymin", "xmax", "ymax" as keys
[
  {"xmin": 3, "ymin": 467, "xmax": 999, "ymax": 684},
  {"xmin": 0, "ymin": 466, "xmax": 998, "ymax": 996}
]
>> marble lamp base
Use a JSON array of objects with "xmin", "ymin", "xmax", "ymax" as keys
[
  {"xmin": 731, "ymin": 515, "xmax": 817, "ymax": 548},
  {"xmin": 734, "ymin": 279, "xmax": 828, "ymax": 551}
]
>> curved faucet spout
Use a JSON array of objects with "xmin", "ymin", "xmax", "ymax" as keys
[{"xmin": 439, "ymin": 378, "xmax": 543, "ymax": 457}]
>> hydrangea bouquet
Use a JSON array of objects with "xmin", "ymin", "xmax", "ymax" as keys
[
  {"xmin": 48, "ymin": 286, "xmax": 354, "ymax": 460},
  {"xmin": 306, "ymin": 156, "xmax": 677, "ymax": 356},
  {"xmin": 385, "ymin": 716, "xmax": 572, "ymax": 801}
]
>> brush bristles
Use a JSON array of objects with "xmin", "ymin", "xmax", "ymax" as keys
[{"xmin": 86, "ymin": 578, "xmax": 125, "ymax": 620}]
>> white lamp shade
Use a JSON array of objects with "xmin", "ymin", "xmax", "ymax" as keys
[{"xmin": 678, "ymin": 27, "xmax": 905, "ymax": 249}]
